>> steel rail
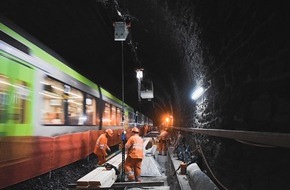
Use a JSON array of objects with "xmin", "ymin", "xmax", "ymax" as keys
[
  {"xmin": 173, "ymin": 127, "xmax": 290, "ymax": 148},
  {"xmin": 68, "ymin": 181, "xmax": 164, "ymax": 189}
]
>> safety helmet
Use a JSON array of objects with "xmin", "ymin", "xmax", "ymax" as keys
[
  {"xmin": 105, "ymin": 129, "xmax": 113, "ymax": 137},
  {"xmin": 131, "ymin": 127, "xmax": 139, "ymax": 133}
]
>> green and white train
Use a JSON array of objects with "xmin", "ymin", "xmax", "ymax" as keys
[{"xmin": 0, "ymin": 16, "xmax": 152, "ymax": 188}]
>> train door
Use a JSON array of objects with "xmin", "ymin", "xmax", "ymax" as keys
[{"xmin": 0, "ymin": 56, "xmax": 34, "ymax": 136}]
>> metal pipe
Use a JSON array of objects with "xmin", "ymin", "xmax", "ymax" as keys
[{"xmin": 173, "ymin": 127, "xmax": 290, "ymax": 148}]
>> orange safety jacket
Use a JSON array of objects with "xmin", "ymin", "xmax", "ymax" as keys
[
  {"xmin": 94, "ymin": 134, "xmax": 109, "ymax": 156},
  {"xmin": 159, "ymin": 130, "xmax": 169, "ymax": 141},
  {"xmin": 125, "ymin": 134, "xmax": 144, "ymax": 159},
  {"xmin": 143, "ymin": 125, "xmax": 148, "ymax": 135}
]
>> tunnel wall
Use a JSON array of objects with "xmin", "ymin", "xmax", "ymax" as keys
[{"xmin": 145, "ymin": 1, "xmax": 290, "ymax": 189}]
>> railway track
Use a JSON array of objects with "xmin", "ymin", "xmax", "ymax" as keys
[{"xmin": 69, "ymin": 136, "xmax": 169, "ymax": 189}]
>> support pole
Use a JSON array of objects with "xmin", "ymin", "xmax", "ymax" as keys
[{"xmin": 121, "ymin": 41, "xmax": 126, "ymax": 182}]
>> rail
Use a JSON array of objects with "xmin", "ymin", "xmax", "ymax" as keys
[{"xmin": 172, "ymin": 127, "xmax": 290, "ymax": 148}]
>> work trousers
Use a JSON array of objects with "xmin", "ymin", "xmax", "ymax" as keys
[
  {"xmin": 96, "ymin": 153, "xmax": 106, "ymax": 165},
  {"xmin": 124, "ymin": 156, "xmax": 143, "ymax": 182},
  {"xmin": 158, "ymin": 140, "xmax": 168, "ymax": 155}
]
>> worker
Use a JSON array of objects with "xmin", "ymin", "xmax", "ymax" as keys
[
  {"xmin": 173, "ymin": 131, "xmax": 183, "ymax": 153},
  {"xmin": 143, "ymin": 124, "xmax": 149, "ymax": 137},
  {"xmin": 157, "ymin": 127, "xmax": 169, "ymax": 156},
  {"xmin": 94, "ymin": 129, "xmax": 113, "ymax": 166},
  {"xmin": 124, "ymin": 127, "xmax": 144, "ymax": 182}
]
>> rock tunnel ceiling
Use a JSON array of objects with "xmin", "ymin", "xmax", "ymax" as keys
[{"xmin": 0, "ymin": 0, "xmax": 184, "ymax": 123}]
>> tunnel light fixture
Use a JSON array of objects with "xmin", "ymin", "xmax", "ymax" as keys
[
  {"xmin": 191, "ymin": 86, "xmax": 204, "ymax": 100},
  {"xmin": 136, "ymin": 69, "xmax": 143, "ymax": 80},
  {"xmin": 114, "ymin": 22, "xmax": 129, "ymax": 41},
  {"xmin": 136, "ymin": 68, "xmax": 144, "ymax": 101}
]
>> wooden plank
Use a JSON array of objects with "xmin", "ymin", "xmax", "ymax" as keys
[
  {"xmin": 107, "ymin": 153, "xmax": 126, "ymax": 169},
  {"xmin": 90, "ymin": 169, "xmax": 116, "ymax": 188},
  {"xmin": 89, "ymin": 181, "xmax": 101, "ymax": 187},
  {"xmin": 99, "ymin": 170, "xmax": 116, "ymax": 187},
  {"xmin": 110, "ymin": 154, "xmax": 122, "ymax": 164},
  {"xmin": 76, "ymin": 137, "xmax": 151, "ymax": 188},
  {"xmin": 76, "ymin": 167, "xmax": 104, "ymax": 186},
  {"xmin": 77, "ymin": 167, "xmax": 104, "ymax": 181},
  {"xmin": 107, "ymin": 154, "xmax": 121, "ymax": 166},
  {"xmin": 101, "ymin": 172, "xmax": 117, "ymax": 187}
]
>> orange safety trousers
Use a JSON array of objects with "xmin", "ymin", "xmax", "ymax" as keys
[
  {"xmin": 158, "ymin": 140, "xmax": 168, "ymax": 155},
  {"xmin": 124, "ymin": 156, "xmax": 143, "ymax": 182},
  {"xmin": 96, "ymin": 153, "xmax": 106, "ymax": 165}
]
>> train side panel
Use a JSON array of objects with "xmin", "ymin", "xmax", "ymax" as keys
[
  {"xmin": 0, "ymin": 18, "xmax": 152, "ymax": 188},
  {"xmin": 0, "ymin": 52, "xmax": 35, "ymax": 136}
]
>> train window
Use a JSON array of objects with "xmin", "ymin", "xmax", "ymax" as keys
[
  {"xmin": 41, "ymin": 77, "xmax": 65, "ymax": 125},
  {"xmin": 0, "ymin": 75, "xmax": 30, "ymax": 124},
  {"xmin": 102, "ymin": 103, "xmax": 111, "ymax": 126},
  {"xmin": 111, "ymin": 105, "xmax": 117, "ymax": 126},
  {"xmin": 67, "ymin": 87, "xmax": 84, "ymax": 125},
  {"xmin": 102, "ymin": 103, "xmax": 122, "ymax": 127},
  {"xmin": 14, "ymin": 80, "xmax": 30, "ymax": 123},
  {"xmin": 128, "ymin": 111, "xmax": 135, "ymax": 125},
  {"xmin": 110, "ymin": 105, "xmax": 122, "ymax": 126},
  {"xmin": 0, "ymin": 74, "xmax": 9, "ymax": 123},
  {"xmin": 85, "ymin": 94, "xmax": 97, "ymax": 125},
  {"xmin": 41, "ymin": 77, "xmax": 85, "ymax": 125},
  {"xmin": 116, "ymin": 107, "xmax": 122, "ymax": 126}
]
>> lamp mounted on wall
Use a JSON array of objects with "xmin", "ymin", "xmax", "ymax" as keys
[
  {"xmin": 191, "ymin": 86, "xmax": 204, "ymax": 100},
  {"xmin": 136, "ymin": 68, "xmax": 143, "ymax": 102},
  {"xmin": 191, "ymin": 80, "xmax": 211, "ymax": 100},
  {"xmin": 136, "ymin": 68, "xmax": 143, "ymax": 80}
]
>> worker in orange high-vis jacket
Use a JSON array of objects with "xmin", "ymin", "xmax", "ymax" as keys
[
  {"xmin": 94, "ymin": 129, "xmax": 113, "ymax": 166},
  {"xmin": 157, "ymin": 127, "xmax": 169, "ymax": 156},
  {"xmin": 143, "ymin": 124, "xmax": 149, "ymax": 137},
  {"xmin": 124, "ymin": 127, "xmax": 144, "ymax": 182}
]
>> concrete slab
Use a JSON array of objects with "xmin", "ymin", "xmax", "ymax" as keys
[{"xmin": 141, "ymin": 155, "xmax": 162, "ymax": 176}]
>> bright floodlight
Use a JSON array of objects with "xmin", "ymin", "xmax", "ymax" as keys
[
  {"xmin": 191, "ymin": 87, "xmax": 204, "ymax": 100},
  {"xmin": 136, "ymin": 69, "xmax": 143, "ymax": 79}
]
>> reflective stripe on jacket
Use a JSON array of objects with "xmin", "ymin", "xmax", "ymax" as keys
[{"xmin": 125, "ymin": 134, "xmax": 144, "ymax": 159}]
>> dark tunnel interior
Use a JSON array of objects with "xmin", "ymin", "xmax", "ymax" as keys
[{"xmin": 1, "ymin": 0, "xmax": 290, "ymax": 189}]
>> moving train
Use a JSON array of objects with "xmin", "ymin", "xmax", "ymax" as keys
[{"xmin": 0, "ymin": 16, "xmax": 153, "ymax": 188}]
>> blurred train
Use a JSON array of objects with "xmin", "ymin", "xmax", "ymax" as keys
[{"xmin": 0, "ymin": 17, "xmax": 153, "ymax": 188}]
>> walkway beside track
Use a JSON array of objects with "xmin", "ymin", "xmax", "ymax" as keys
[{"xmin": 71, "ymin": 130, "xmax": 218, "ymax": 190}]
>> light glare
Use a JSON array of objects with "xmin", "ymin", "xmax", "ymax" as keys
[
  {"xmin": 191, "ymin": 87, "xmax": 204, "ymax": 100},
  {"xmin": 136, "ymin": 70, "xmax": 143, "ymax": 79}
]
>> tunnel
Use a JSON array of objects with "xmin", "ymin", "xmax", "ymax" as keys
[{"xmin": 1, "ymin": 1, "xmax": 290, "ymax": 189}]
